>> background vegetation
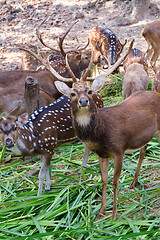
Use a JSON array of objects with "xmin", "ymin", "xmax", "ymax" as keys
[{"xmin": 0, "ymin": 74, "xmax": 159, "ymax": 239}]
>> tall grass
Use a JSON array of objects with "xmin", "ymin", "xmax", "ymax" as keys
[{"xmin": 0, "ymin": 75, "xmax": 159, "ymax": 239}]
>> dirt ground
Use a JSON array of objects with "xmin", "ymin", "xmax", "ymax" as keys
[{"xmin": 0, "ymin": 0, "xmax": 160, "ymax": 71}]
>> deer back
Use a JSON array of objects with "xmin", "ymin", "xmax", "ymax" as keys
[{"xmin": 123, "ymin": 48, "xmax": 148, "ymax": 73}]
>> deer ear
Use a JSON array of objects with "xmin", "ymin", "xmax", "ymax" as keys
[
  {"xmin": 55, "ymin": 81, "xmax": 71, "ymax": 97},
  {"xmin": 17, "ymin": 113, "xmax": 28, "ymax": 126},
  {"xmin": 91, "ymin": 76, "xmax": 106, "ymax": 92}
]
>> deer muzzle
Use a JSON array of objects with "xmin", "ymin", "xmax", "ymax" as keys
[
  {"xmin": 79, "ymin": 97, "xmax": 89, "ymax": 107},
  {"xmin": 5, "ymin": 138, "xmax": 14, "ymax": 149}
]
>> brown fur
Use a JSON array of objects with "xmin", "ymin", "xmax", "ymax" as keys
[{"xmin": 122, "ymin": 63, "xmax": 149, "ymax": 99}]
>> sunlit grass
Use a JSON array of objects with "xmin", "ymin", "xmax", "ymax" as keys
[{"xmin": 0, "ymin": 74, "xmax": 160, "ymax": 239}]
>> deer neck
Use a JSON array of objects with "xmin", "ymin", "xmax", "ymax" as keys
[{"xmin": 72, "ymin": 102, "xmax": 100, "ymax": 141}]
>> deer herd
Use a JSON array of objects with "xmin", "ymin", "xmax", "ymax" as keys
[{"xmin": 0, "ymin": 19, "xmax": 160, "ymax": 219}]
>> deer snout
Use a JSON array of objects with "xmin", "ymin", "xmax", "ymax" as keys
[
  {"xmin": 79, "ymin": 97, "xmax": 89, "ymax": 107},
  {"xmin": 5, "ymin": 138, "xmax": 14, "ymax": 149}
]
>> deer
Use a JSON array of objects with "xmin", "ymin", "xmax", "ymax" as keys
[
  {"xmin": 52, "ymin": 39, "xmax": 160, "ymax": 219},
  {"xmin": 142, "ymin": 20, "xmax": 160, "ymax": 73},
  {"xmin": 0, "ymin": 21, "xmax": 90, "ymax": 116},
  {"xmin": 89, "ymin": 26, "xmax": 127, "ymax": 75},
  {"xmin": 122, "ymin": 48, "xmax": 149, "ymax": 99},
  {"xmin": 122, "ymin": 48, "xmax": 149, "ymax": 187},
  {"xmin": 0, "ymin": 91, "xmax": 103, "ymax": 195}
]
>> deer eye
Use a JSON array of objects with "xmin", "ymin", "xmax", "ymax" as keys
[
  {"xmin": 88, "ymin": 90, "xmax": 92, "ymax": 95},
  {"xmin": 11, "ymin": 125, "xmax": 17, "ymax": 131},
  {"xmin": 71, "ymin": 92, "xmax": 76, "ymax": 97}
]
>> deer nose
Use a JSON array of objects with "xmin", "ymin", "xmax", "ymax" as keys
[
  {"xmin": 5, "ymin": 138, "xmax": 14, "ymax": 148},
  {"xmin": 79, "ymin": 97, "xmax": 89, "ymax": 107}
]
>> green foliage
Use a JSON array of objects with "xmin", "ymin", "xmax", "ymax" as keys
[{"xmin": 100, "ymin": 74, "xmax": 123, "ymax": 98}]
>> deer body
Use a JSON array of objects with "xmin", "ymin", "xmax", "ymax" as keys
[{"xmin": 71, "ymin": 90, "xmax": 160, "ymax": 158}]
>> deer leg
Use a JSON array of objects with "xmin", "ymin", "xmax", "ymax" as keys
[
  {"xmin": 130, "ymin": 145, "xmax": 147, "ymax": 189},
  {"xmin": 98, "ymin": 157, "xmax": 109, "ymax": 217},
  {"xmin": 150, "ymin": 52, "xmax": 159, "ymax": 73},
  {"xmin": 78, "ymin": 144, "xmax": 90, "ymax": 174},
  {"xmin": 145, "ymin": 47, "xmax": 153, "ymax": 60},
  {"xmin": 38, "ymin": 155, "xmax": 51, "ymax": 195},
  {"xmin": 45, "ymin": 156, "xmax": 52, "ymax": 192},
  {"xmin": 112, "ymin": 154, "xmax": 123, "ymax": 219}
]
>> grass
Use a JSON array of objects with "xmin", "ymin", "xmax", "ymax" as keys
[{"xmin": 0, "ymin": 74, "xmax": 160, "ymax": 239}]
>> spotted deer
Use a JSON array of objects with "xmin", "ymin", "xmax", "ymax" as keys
[
  {"xmin": 142, "ymin": 20, "xmax": 160, "ymax": 73},
  {"xmin": 89, "ymin": 26, "xmax": 127, "ymax": 70},
  {"xmin": 0, "ymin": 91, "xmax": 103, "ymax": 195},
  {"xmin": 122, "ymin": 48, "xmax": 149, "ymax": 99},
  {"xmin": 53, "ymin": 40, "xmax": 160, "ymax": 219}
]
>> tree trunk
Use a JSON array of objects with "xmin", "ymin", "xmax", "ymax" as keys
[{"xmin": 24, "ymin": 76, "xmax": 40, "ymax": 116}]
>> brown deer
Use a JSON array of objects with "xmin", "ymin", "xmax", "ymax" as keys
[
  {"xmin": 89, "ymin": 26, "xmax": 127, "ymax": 68},
  {"xmin": 122, "ymin": 48, "xmax": 149, "ymax": 100},
  {"xmin": 53, "ymin": 40, "xmax": 160, "ymax": 219},
  {"xmin": 0, "ymin": 92, "xmax": 103, "ymax": 195},
  {"xmin": 122, "ymin": 62, "xmax": 149, "ymax": 99},
  {"xmin": 142, "ymin": 20, "xmax": 160, "ymax": 72},
  {"xmin": 122, "ymin": 48, "xmax": 149, "ymax": 190}
]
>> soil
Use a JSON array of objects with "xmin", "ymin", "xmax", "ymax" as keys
[{"xmin": 0, "ymin": 0, "xmax": 160, "ymax": 71}]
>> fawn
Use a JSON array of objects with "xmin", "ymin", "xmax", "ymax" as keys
[{"xmin": 0, "ymin": 92, "xmax": 103, "ymax": 195}]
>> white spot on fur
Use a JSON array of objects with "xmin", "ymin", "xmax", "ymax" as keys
[{"xmin": 76, "ymin": 111, "xmax": 91, "ymax": 127}]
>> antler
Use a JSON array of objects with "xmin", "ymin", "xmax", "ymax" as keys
[
  {"xmin": 36, "ymin": 17, "xmax": 59, "ymax": 52},
  {"xmin": 100, "ymin": 39, "xmax": 134, "ymax": 77},
  {"xmin": 87, "ymin": 39, "xmax": 134, "ymax": 81},
  {"xmin": 64, "ymin": 46, "xmax": 94, "ymax": 83},
  {"xmin": 81, "ymin": 46, "xmax": 94, "ymax": 81},
  {"xmin": 20, "ymin": 47, "xmax": 73, "ymax": 82},
  {"xmin": 65, "ymin": 54, "xmax": 78, "ymax": 82},
  {"xmin": 36, "ymin": 18, "xmax": 89, "ymax": 57}
]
